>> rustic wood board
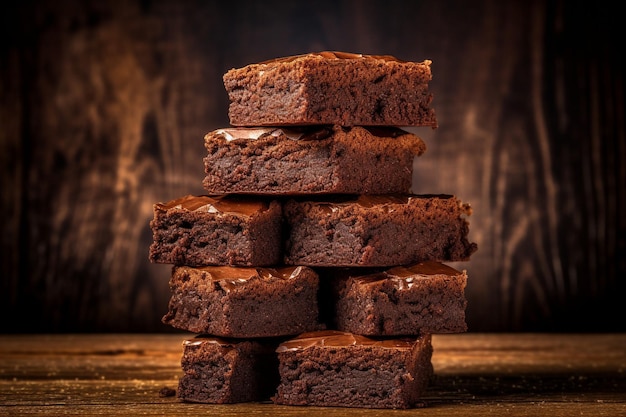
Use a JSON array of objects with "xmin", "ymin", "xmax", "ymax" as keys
[{"xmin": 1, "ymin": 333, "xmax": 624, "ymax": 416}]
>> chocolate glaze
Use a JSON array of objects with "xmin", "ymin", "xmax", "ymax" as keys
[
  {"xmin": 312, "ymin": 195, "xmax": 405, "ymax": 214},
  {"xmin": 193, "ymin": 265, "xmax": 303, "ymax": 292},
  {"xmin": 276, "ymin": 330, "xmax": 416, "ymax": 352},
  {"xmin": 183, "ymin": 336, "xmax": 235, "ymax": 348},
  {"xmin": 388, "ymin": 261, "xmax": 463, "ymax": 277},
  {"xmin": 156, "ymin": 195, "xmax": 269, "ymax": 216},
  {"xmin": 213, "ymin": 126, "xmax": 334, "ymax": 142},
  {"xmin": 308, "ymin": 194, "xmax": 454, "ymax": 214},
  {"xmin": 353, "ymin": 261, "xmax": 463, "ymax": 290},
  {"xmin": 260, "ymin": 51, "xmax": 407, "ymax": 64},
  {"xmin": 211, "ymin": 125, "xmax": 409, "ymax": 142}
]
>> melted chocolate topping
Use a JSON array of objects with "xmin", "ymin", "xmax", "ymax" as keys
[
  {"xmin": 260, "ymin": 51, "xmax": 406, "ymax": 64},
  {"xmin": 313, "ymin": 195, "xmax": 408, "ymax": 214},
  {"xmin": 311, "ymin": 194, "xmax": 453, "ymax": 213},
  {"xmin": 156, "ymin": 195, "xmax": 269, "ymax": 216},
  {"xmin": 212, "ymin": 125, "xmax": 408, "ymax": 142},
  {"xmin": 276, "ymin": 330, "xmax": 416, "ymax": 352},
  {"xmin": 183, "ymin": 336, "xmax": 234, "ymax": 348},
  {"xmin": 388, "ymin": 261, "xmax": 462, "ymax": 277},
  {"xmin": 213, "ymin": 126, "xmax": 334, "ymax": 142},
  {"xmin": 353, "ymin": 261, "xmax": 463, "ymax": 290},
  {"xmin": 193, "ymin": 265, "xmax": 303, "ymax": 292}
]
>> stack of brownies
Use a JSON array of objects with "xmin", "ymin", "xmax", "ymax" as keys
[{"xmin": 148, "ymin": 51, "xmax": 477, "ymax": 409}]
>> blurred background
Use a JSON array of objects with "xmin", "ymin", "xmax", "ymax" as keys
[{"xmin": 1, "ymin": 0, "xmax": 624, "ymax": 333}]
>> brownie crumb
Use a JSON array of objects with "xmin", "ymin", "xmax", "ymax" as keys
[{"xmin": 159, "ymin": 386, "xmax": 176, "ymax": 397}]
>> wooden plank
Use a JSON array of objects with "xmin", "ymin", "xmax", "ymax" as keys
[
  {"xmin": 0, "ymin": 334, "xmax": 624, "ymax": 416},
  {"xmin": 2, "ymin": 385, "xmax": 625, "ymax": 417}
]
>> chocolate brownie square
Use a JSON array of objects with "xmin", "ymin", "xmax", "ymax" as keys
[
  {"xmin": 273, "ymin": 330, "xmax": 433, "ymax": 409},
  {"xmin": 148, "ymin": 194, "xmax": 282, "ymax": 266},
  {"xmin": 283, "ymin": 194, "xmax": 478, "ymax": 267},
  {"xmin": 202, "ymin": 125, "xmax": 426, "ymax": 195},
  {"xmin": 162, "ymin": 265, "xmax": 324, "ymax": 338},
  {"xmin": 324, "ymin": 261, "xmax": 468, "ymax": 335},
  {"xmin": 177, "ymin": 335, "xmax": 279, "ymax": 403},
  {"xmin": 223, "ymin": 51, "xmax": 437, "ymax": 127}
]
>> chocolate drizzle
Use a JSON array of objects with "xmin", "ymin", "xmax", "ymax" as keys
[
  {"xmin": 193, "ymin": 265, "xmax": 303, "ymax": 292},
  {"xmin": 260, "ymin": 51, "xmax": 407, "ymax": 64},
  {"xmin": 388, "ymin": 261, "xmax": 463, "ymax": 277},
  {"xmin": 156, "ymin": 195, "xmax": 269, "ymax": 216},
  {"xmin": 314, "ymin": 195, "xmax": 409, "ymax": 214},
  {"xmin": 212, "ymin": 125, "xmax": 410, "ymax": 142},
  {"xmin": 213, "ymin": 126, "xmax": 334, "ymax": 142},
  {"xmin": 352, "ymin": 261, "xmax": 463, "ymax": 290},
  {"xmin": 183, "ymin": 336, "xmax": 234, "ymax": 348},
  {"xmin": 276, "ymin": 330, "xmax": 416, "ymax": 352},
  {"xmin": 309, "ymin": 194, "xmax": 455, "ymax": 214}
]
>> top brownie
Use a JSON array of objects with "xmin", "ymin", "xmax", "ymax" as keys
[{"xmin": 223, "ymin": 51, "xmax": 438, "ymax": 127}]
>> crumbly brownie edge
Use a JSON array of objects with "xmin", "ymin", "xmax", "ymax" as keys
[
  {"xmin": 162, "ymin": 265, "xmax": 323, "ymax": 338},
  {"xmin": 273, "ymin": 332, "xmax": 433, "ymax": 408},
  {"xmin": 283, "ymin": 195, "xmax": 478, "ymax": 266},
  {"xmin": 178, "ymin": 337, "xmax": 279, "ymax": 403},
  {"xmin": 224, "ymin": 53, "xmax": 437, "ymax": 127},
  {"xmin": 331, "ymin": 268, "xmax": 468, "ymax": 335}
]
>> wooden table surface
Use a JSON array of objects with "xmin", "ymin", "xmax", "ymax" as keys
[{"xmin": 1, "ymin": 333, "xmax": 625, "ymax": 416}]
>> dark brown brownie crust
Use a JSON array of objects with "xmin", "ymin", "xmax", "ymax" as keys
[
  {"xmin": 178, "ymin": 336, "xmax": 279, "ymax": 403},
  {"xmin": 148, "ymin": 194, "xmax": 282, "ymax": 266},
  {"xmin": 273, "ymin": 330, "xmax": 433, "ymax": 409},
  {"xmin": 203, "ymin": 125, "xmax": 426, "ymax": 195},
  {"xmin": 326, "ymin": 261, "xmax": 468, "ymax": 335},
  {"xmin": 224, "ymin": 51, "xmax": 437, "ymax": 127},
  {"xmin": 162, "ymin": 265, "xmax": 324, "ymax": 338},
  {"xmin": 283, "ymin": 195, "xmax": 478, "ymax": 267}
]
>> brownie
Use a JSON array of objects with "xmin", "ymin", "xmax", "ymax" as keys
[
  {"xmin": 283, "ymin": 194, "xmax": 478, "ymax": 267},
  {"xmin": 148, "ymin": 194, "xmax": 282, "ymax": 267},
  {"xmin": 162, "ymin": 265, "xmax": 324, "ymax": 338},
  {"xmin": 324, "ymin": 261, "xmax": 468, "ymax": 335},
  {"xmin": 203, "ymin": 125, "xmax": 426, "ymax": 195},
  {"xmin": 273, "ymin": 330, "xmax": 433, "ymax": 409},
  {"xmin": 177, "ymin": 335, "xmax": 279, "ymax": 403},
  {"xmin": 223, "ymin": 51, "xmax": 437, "ymax": 127}
]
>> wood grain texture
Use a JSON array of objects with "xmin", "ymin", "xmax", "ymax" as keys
[
  {"xmin": 0, "ymin": 333, "xmax": 624, "ymax": 416},
  {"xmin": 1, "ymin": 0, "xmax": 624, "ymax": 332}
]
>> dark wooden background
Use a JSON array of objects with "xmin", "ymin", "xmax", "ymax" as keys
[{"xmin": 1, "ymin": 0, "xmax": 624, "ymax": 333}]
